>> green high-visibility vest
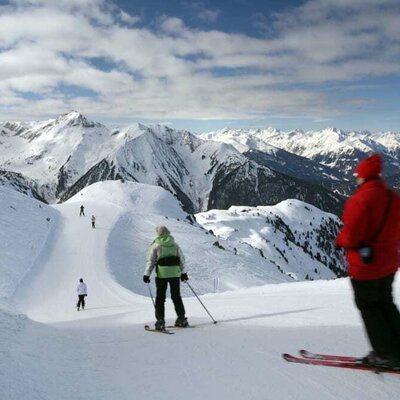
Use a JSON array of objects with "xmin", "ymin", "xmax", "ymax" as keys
[{"xmin": 155, "ymin": 235, "xmax": 181, "ymax": 279}]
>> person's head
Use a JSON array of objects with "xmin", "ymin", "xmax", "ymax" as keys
[
  {"xmin": 156, "ymin": 225, "xmax": 170, "ymax": 236},
  {"xmin": 80, "ymin": 278, "xmax": 83, "ymax": 283},
  {"xmin": 354, "ymin": 153, "xmax": 382, "ymax": 186}
]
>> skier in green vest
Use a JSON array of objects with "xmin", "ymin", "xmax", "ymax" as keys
[{"xmin": 143, "ymin": 225, "xmax": 189, "ymax": 331}]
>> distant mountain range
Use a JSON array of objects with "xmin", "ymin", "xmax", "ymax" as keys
[
  {"xmin": 200, "ymin": 127, "xmax": 400, "ymax": 194},
  {"xmin": 2, "ymin": 112, "xmax": 399, "ymax": 214}
]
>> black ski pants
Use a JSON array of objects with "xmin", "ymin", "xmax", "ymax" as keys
[
  {"xmin": 77, "ymin": 295, "xmax": 86, "ymax": 309},
  {"xmin": 351, "ymin": 273, "xmax": 400, "ymax": 360},
  {"xmin": 155, "ymin": 277, "xmax": 185, "ymax": 321}
]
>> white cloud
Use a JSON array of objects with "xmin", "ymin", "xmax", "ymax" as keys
[
  {"xmin": 0, "ymin": 0, "xmax": 399, "ymax": 122},
  {"xmin": 118, "ymin": 10, "xmax": 140, "ymax": 25},
  {"xmin": 182, "ymin": 1, "xmax": 220, "ymax": 24},
  {"xmin": 159, "ymin": 16, "xmax": 187, "ymax": 35},
  {"xmin": 197, "ymin": 9, "xmax": 220, "ymax": 23}
]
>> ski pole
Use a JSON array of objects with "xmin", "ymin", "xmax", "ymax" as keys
[
  {"xmin": 185, "ymin": 281, "xmax": 217, "ymax": 324},
  {"xmin": 147, "ymin": 283, "xmax": 155, "ymax": 308}
]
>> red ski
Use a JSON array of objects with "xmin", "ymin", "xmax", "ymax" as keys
[
  {"xmin": 299, "ymin": 349, "xmax": 358, "ymax": 362},
  {"xmin": 283, "ymin": 353, "xmax": 400, "ymax": 375}
]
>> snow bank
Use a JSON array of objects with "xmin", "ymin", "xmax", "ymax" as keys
[{"xmin": 0, "ymin": 186, "xmax": 58, "ymax": 307}]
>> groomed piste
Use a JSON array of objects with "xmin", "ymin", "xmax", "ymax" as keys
[{"xmin": 1, "ymin": 181, "xmax": 400, "ymax": 400}]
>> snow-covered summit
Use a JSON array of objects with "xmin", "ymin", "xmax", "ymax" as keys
[
  {"xmin": 201, "ymin": 127, "xmax": 400, "ymax": 179},
  {"xmin": 0, "ymin": 112, "xmax": 114, "ymax": 201}
]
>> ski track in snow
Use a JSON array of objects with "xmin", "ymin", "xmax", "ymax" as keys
[{"xmin": 2, "ymin": 182, "xmax": 400, "ymax": 399}]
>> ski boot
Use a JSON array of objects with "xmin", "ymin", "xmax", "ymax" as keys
[
  {"xmin": 175, "ymin": 316, "xmax": 189, "ymax": 328},
  {"xmin": 361, "ymin": 351, "xmax": 400, "ymax": 369},
  {"xmin": 155, "ymin": 319, "xmax": 165, "ymax": 331}
]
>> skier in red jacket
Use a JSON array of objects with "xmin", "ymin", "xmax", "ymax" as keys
[{"xmin": 336, "ymin": 153, "xmax": 400, "ymax": 368}]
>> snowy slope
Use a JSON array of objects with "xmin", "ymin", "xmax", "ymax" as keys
[
  {"xmin": 196, "ymin": 200, "xmax": 346, "ymax": 281},
  {"xmin": 0, "ymin": 186, "xmax": 58, "ymax": 308},
  {"xmin": 4, "ymin": 278, "xmax": 400, "ymax": 400},
  {"xmin": 1, "ymin": 182, "xmax": 400, "ymax": 399},
  {"xmin": 11, "ymin": 181, "xmax": 297, "ymax": 324}
]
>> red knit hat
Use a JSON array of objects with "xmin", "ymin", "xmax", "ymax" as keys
[{"xmin": 354, "ymin": 154, "xmax": 382, "ymax": 179}]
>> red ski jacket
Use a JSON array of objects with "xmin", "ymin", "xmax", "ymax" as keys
[{"xmin": 336, "ymin": 179, "xmax": 400, "ymax": 280}]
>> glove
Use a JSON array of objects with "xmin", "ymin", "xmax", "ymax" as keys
[
  {"xmin": 181, "ymin": 273, "xmax": 188, "ymax": 282},
  {"xmin": 143, "ymin": 275, "xmax": 151, "ymax": 283}
]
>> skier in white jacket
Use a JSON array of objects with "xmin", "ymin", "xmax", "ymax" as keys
[{"xmin": 77, "ymin": 278, "xmax": 87, "ymax": 311}]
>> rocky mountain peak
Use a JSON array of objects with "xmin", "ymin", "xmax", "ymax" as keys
[{"xmin": 56, "ymin": 111, "xmax": 98, "ymax": 128}]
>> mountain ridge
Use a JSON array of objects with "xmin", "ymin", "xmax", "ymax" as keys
[{"xmin": 0, "ymin": 112, "xmax": 346, "ymax": 214}]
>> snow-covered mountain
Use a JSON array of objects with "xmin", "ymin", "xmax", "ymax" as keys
[
  {"xmin": 0, "ymin": 169, "xmax": 46, "ymax": 202},
  {"xmin": 0, "ymin": 112, "xmax": 344, "ymax": 214},
  {"xmin": 244, "ymin": 148, "xmax": 343, "ymax": 183},
  {"xmin": 201, "ymin": 127, "xmax": 400, "ymax": 191},
  {"xmin": 0, "ymin": 111, "xmax": 112, "ymax": 201},
  {"xmin": 196, "ymin": 200, "xmax": 345, "ymax": 282},
  {"xmin": 63, "ymin": 124, "xmax": 344, "ymax": 214}
]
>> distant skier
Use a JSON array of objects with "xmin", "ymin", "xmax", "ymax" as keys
[
  {"xmin": 77, "ymin": 278, "xmax": 87, "ymax": 311},
  {"xmin": 143, "ymin": 226, "xmax": 189, "ymax": 330},
  {"xmin": 91, "ymin": 215, "xmax": 96, "ymax": 229},
  {"xmin": 80, "ymin": 205, "xmax": 85, "ymax": 216},
  {"xmin": 336, "ymin": 154, "xmax": 400, "ymax": 368}
]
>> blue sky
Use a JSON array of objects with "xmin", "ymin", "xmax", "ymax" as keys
[{"xmin": 0, "ymin": 0, "xmax": 399, "ymax": 133}]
